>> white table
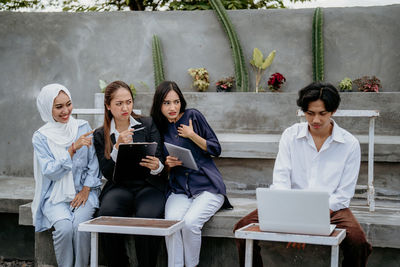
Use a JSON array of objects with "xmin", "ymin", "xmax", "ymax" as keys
[
  {"xmin": 78, "ymin": 216, "xmax": 184, "ymax": 267},
  {"xmin": 235, "ymin": 223, "xmax": 346, "ymax": 267}
]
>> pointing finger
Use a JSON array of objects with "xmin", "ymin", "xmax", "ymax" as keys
[{"xmin": 83, "ymin": 129, "xmax": 95, "ymax": 137}]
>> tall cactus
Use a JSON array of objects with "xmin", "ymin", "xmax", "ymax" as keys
[
  {"xmin": 312, "ymin": 7, "xmax": 324, "ymax": 82},
  {"xmin": 209, "ymin": 0, "xmax": 249, "ymax": 92},
  {"xmin": 152, "ymin": 35, "xmax": 165, "ymax": 88}
]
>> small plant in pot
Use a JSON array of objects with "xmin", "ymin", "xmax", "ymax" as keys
[
  {"xmin": 267, "ymin": 72, "xmax": 286, "ymax": 92},
  {"xmin": 215, "ymin": 76, "xmax": 234, "ymax": 92},
  {"xmin": 353, "ymin": 76, "xmax": 381, "ymax": 92},
  {"xmin": 188, "ymin": 68, "xmax": 210, "ymax": 92},
  {"xmin": 339, "ymin": 77, "xmax": 353, "ymax": 92}
]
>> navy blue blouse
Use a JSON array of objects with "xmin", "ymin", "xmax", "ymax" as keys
[{"xmin": 164, "ymin": 109, "xmax": 229, "ymax": 201}]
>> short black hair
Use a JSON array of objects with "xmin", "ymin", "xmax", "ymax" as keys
[
  {"xmin": 150, "ymin": 81, "xmax": 187, "ymax": 133},
  {"xmin": 297, "ymin": 82, "xmax": 341, "ymax": 112}
]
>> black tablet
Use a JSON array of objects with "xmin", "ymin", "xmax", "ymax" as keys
[{"xmin": 113, "ymin": 142, "xmax": 158, "ymax": 183}]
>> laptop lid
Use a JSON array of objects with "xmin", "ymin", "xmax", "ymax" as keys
[{"xmin": 256, "ymin": 188, "xmax": 334, "ymax": 236}]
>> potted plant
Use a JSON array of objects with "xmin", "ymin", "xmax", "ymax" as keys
[
  {"xmin": 215, "ymin": 76, "xmax": 234, "ymax": 92},
  {"xmin": 339, "ymin": 77, "xmax": 353, "ymax": 92},
  {"xmin": 188, "ymin": 68, "xmax": 210, "ymax": 92},
  {"xmin": 267, "ymin": 72, "xmax": 286, "ymax": 92},
  {"xmin": 353, "ymin": 76, "xmax": 381, "ymax": 92},
  {"xmin": 250, "ymin": 48, "xmax": 276, "ymax": 93}
]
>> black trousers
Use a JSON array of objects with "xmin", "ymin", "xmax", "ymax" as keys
[{"xmin": 97, "ymin": 184, "xmax": 166, "ymax": 267}]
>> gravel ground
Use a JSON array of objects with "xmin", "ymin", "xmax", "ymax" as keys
[{"xmin": 0, "ymin": 257, "xmax": 33, "ymax": 267}]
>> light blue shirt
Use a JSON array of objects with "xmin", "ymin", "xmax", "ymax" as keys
[{"xmin": 32, "ymin": 120, "xmax": 102, "ymax": 232}]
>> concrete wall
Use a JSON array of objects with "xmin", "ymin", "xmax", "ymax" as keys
[
  {"xmin": 0, "ymin": 6, "xmax": 399, "ymax": 99},
  {"xmin": 0, "ymin": 6, "xmax": 399, "ymax": 177}
]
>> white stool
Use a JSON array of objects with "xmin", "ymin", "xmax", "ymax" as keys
[
  {"xmin": 235, "ymin": 223, "xmax": 346, "ymax": 267},
  {"xmin": 78, "ymin": 216, "xmax": 184, "ymax": 267}
]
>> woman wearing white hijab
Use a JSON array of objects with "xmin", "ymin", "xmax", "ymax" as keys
[{"xmin": 32, "ymin": 83, "xmax": 102, "ymax": 267}]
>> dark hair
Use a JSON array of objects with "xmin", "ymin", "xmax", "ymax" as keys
[
  {"xmin": 297, "ymin": 82, "xmax": 341, "ymax": 112},
  {"xmin": 150, "ymin": 81, "xmax": 187, "ymax": 133},
  {"xmin": 103, "ymin": 80, "xmax": 140, "ymax": 159}
]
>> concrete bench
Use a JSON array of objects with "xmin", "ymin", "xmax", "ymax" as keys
[
  {"xmin": 15, "ymin": 197, "xmax": 400, "ymax": 266},
  {"xmin": 0, "ymin": 174, "xmax": 395, "ymax": 266}
]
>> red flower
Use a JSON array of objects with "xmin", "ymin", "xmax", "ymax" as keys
[{"xmin": 267, "ymin": 72, "xmax": 286, "ymax": 91}]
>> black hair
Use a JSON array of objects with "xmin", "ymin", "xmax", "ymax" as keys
[
  {"xmin": 296, "ymin": 82, "xmax": 341, "ymax": 112},
  {"xmin": 150, "ymin": 81, "xmax": 187, "ymax": 133}
]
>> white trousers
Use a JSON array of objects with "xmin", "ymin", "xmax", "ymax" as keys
[{"xmin": 165, "ymin": 191, "xmax": 224, "ymax": 267}]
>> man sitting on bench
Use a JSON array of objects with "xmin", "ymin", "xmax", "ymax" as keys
[{"xmin": 234, "ymin": 82, "xmax": 372, "ymax": 267}]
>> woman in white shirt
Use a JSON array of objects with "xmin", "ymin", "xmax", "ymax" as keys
[{"xmin": 32, "ymin": 84, "xmax": 102, "ymax": 267}]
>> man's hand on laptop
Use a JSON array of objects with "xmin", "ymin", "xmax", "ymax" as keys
[{"xmin": 286, "ymin": 242, "xmax": 306, "ymax": 250}]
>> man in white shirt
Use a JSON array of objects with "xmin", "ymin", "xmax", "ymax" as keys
[{"xmin": 234, "ymin": 83, "xmax": 372, "ymax": 267}]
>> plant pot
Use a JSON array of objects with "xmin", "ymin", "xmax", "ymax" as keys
[{"xmin": 216, "ymin": 85, "xmax": 232, "ymax": 92}]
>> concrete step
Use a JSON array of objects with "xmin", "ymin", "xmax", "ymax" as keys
[
  {"xmin": 204, "ymin": 196, "xmax": 400, "ymax": 249},
  {"xmin": 218, "ymin": 133, "xmax": 400, "ymax": 162},
  {"xmin": 0, "ymin": 176, "xmax": 34, "ymax": 213},
  {"xmin": 215, "ymin": 155, "xmax": 400, "ymax": 199}
]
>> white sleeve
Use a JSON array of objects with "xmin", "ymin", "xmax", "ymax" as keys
[
  {"xmin": 150, "ymin": 160, "xmax": 164, "ymax": 175},
  {"xmin": 329, "ymin": 140, "xmax": 361, "ymax": 211},
  {"xmin": 110, "ymin": 145, "xmax": 118, "ymax": 162},
  {"xmin": 270, "ymin": 129, "xmax": 292, "ymax": 189}
]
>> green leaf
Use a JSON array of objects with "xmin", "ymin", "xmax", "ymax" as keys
[
  {"xmin": 261, "ymin": 50, "xmax": 276, "ymax": 70},
  {"xmin": 99, "ymin": 79, "xmax": 107, "ymax": 92},
  {"xmin": 252, "ymin": 48, "xmax": 263, "ymax": 68},
  {"xmin": 129, "ymin": 83, "xmax": 136, "ymax": 98}
]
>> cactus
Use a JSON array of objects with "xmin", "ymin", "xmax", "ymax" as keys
[
  {"xmin": 312, "ymin": 7, "xmax": 324, "ymax": 82},
  {"xmin": 152, "ymin": 35, "xmax": 165, "ymax": 88},
  {"xmin": 209, "ymin": 0, "xmax": 249, "ymax": 92}
]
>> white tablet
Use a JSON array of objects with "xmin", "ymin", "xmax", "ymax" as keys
[{"xmin": 164, "ymin": 142, "xmax": 199, "ymax": 171}]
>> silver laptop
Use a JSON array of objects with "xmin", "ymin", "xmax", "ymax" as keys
[{"xmin": 256, "ymin": 188, "xmax": 336, "ymax": 236}]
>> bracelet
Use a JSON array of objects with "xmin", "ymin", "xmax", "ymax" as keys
[{"xmin": 71, "ymin": 142, "xmax": 76, "ymax": 154}]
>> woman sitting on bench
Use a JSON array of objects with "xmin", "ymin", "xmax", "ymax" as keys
[
  {"xmin": 150, "ymin": 81, "xmax": 232, "ymax": 267},
  {"xmin": 32, "ymin": 84, "xmax": 102, "ymax": 267},
  {"xmin": 93, "ymin": 80, "xmax": 167, "ymax": 267}
]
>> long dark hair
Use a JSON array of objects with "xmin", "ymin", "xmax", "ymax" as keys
[
  {"xmin": 103, "ymin": 80, "xmax": 140, "ymax": 159},
  {"xmin": 150, "ymin": 81, "xmax": 187, "ymax": 133}
]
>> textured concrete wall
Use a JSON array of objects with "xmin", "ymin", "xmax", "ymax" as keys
[
  {"xmin": 1, "ymin": 5, "xmax": 399, "ymax": 99},
  {"xmin": 0, "ymin": 6, "xmax": 399, "ymax": 177}
]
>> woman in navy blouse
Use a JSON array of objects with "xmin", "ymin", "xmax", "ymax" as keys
[{"xmin": 151, "ymin": 81, "xmax": 232, "ymax": 267}]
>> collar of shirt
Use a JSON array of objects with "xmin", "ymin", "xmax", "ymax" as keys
[
  {"xmin": 296, "ymin": 119, "xmax": 346, "ymax": 144},
  {"xmin": 110, "ymin": 116, "xmax": 141, "ymax": 140}
]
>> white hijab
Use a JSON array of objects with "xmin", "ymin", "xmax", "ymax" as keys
[{"xmin": 32, "ymin": 84, "xmax": 78, "ymax": 224}]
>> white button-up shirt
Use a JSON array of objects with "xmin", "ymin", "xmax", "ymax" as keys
[
  {"xmin": 271, "ymin": 121, "xmax": 361, "ymax": 211},
  {"xmin": 110, "ymin": 116, "xmax": 163, "ymax": 175}
]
